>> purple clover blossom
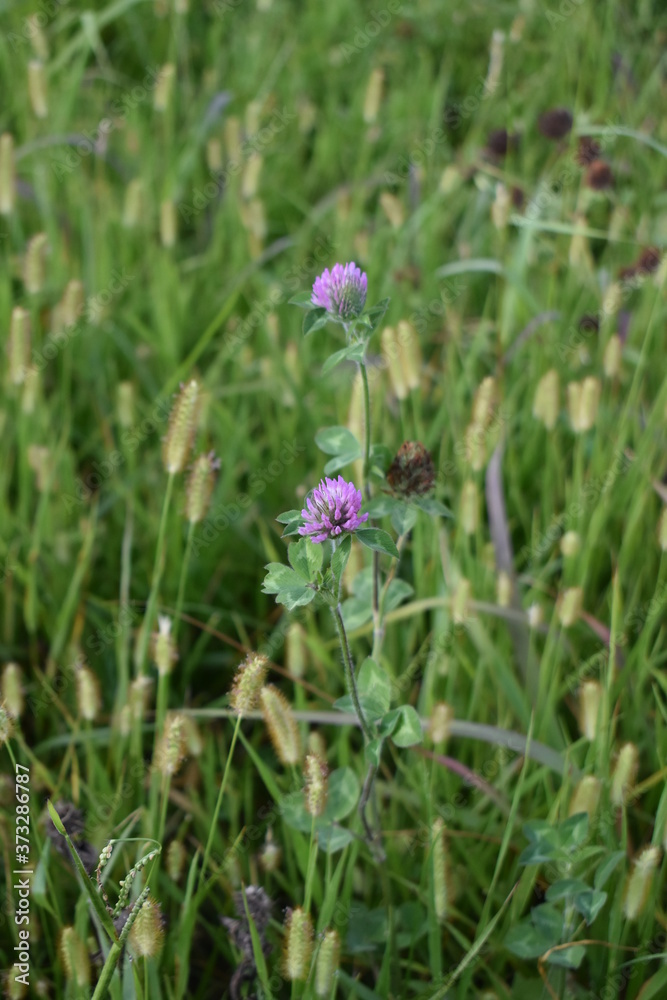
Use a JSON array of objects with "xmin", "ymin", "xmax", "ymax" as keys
[
  {"xmin": 311, "ymin": 262, "xmax": 368, "ymax": 321},
  {"xmin": 298, "ymin": 475, "xmax": 369, "ymax": 544}
]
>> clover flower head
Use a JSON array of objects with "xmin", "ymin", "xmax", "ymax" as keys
[
  {"xmin": 298, "ymin": 475, "xmax": 368, "ymax": 543},
  {"xmin": 311, "ymin": 262, "xmax": 367, "ymax": 320}
]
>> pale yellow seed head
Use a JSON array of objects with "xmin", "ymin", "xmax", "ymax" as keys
[
  {"xmin": 0, "ymin": 703, "xmax": 16, "ymax": 746},
  {"xmin": 602, "ymin": 281, "xmax": 622, "ymax": 317},
  {"xmin": 472, "ymin": 376, "xmax": 496, "ymax": 428},
  {"xmin": 23, "ymin": 233, "xmax": 48, "ymax": 294},
  {"xmin": 229, "ymin": 653, "xmax": 268, "ymax": 716},
  {"xmin": 428, "ymin": 702, "xmax": 454, "ymax": 745},
  {"xmin": 28, "ymin": 60, "xmax": 48, "ymax": 119},
  {"xmin": 152, "ymin": 615, "xmax": 178, "ymax": 676},
  {"xmin": 533, "ymin": 369, "xmax": 560, "ymax": 430},
  {"xmin": 260, "ymin": 684, "xmax": 302, "ymax": 766},
  {"xmin": 578, "ymin": 681, "xmax": 602, "ymax": 741},
  {"xmin": 460, "ymin": 480, "xmax": 479, "ymax": 536},
  {"xmin": 658, "ymin": 508, "xmax": 667, "ymax": 552},
  {"xmin": 0, "ymin": 133, "xmax": 16, "ymax": 215},
  {"xmin": 283, "ymin": 907, "xmax": 314, "ymax": 981},
  {"xmin": 380, "ymin": 191, "xmax": 405, "ymax": 229},
  {"xmin": 206, "ymin": 137, "xmax": 223, "ymax": 173},
  {"xmin": 611, "ymin": 742, "xmax": 639, "ymax": 807},
  {"xmin": 381, "ymin": 326, "xmax": 408, "ymax": 400},
  {"xmin": 241, "ymin": 152, "xmax": 263, "ymax": 199},
  {"xmin": 496, "ymin": 570, "xmax": 513, "ymax": 608},
  {"xmin": 568, "ymin": 775, "xmax": 601, "ymax": 820},
  {"xmin": 185, "ymin": 452, "xmax": 218, "ymax": 524},
  {"xmin": 123, "ymin": 178, "xmax": 144, "ymax": 228},
  {"xmin": 452, "ymin": 578, "xmax": 472, "ymax": 625},
  {"xmin": 27, "ymin": 14, "xmax": 49, "ymax": 60},
  {"xmin": 159, "ymin": 199, "xmax": 177, "ymax": 248},
  {"xmin": 603, "ymin": 334, "xmax": 622, "ymax": 378},
  {"xmin": 2, "ymin": 663, "xmax": 24, "ymax": 719},
  {"xmin": 363, "ymin": 67, "xmax": 384, "ymax": 124},
  {"xmin": 259, "ymin": 827, "xmax": 282, "ymax": 872},
  {"xmin": 491, "ymin": 182, "xmax": 511, "ymax": 229},
  {"xmin": 62, "ymin": 279, "xmax": 85, "ymax": 328},
  {"xmin": 224, "ymin": 115, "xmax": 242, "ymax": 160},
  {"xmin": 560, "ymin": 531, "xmax": 581, "ymax": 558},
  {"xmin": 396, "ymin": 320, "xmax": 422, "ymax": 391},
  {"xmin": 76, "ymin": 665, "xmax": 101, "ymax": 722},
  {"xmin": 623, "ymin": 846, "xmax": 661, "ymax": 920},
  {"xmin": 163, "ymin": 380, "xmax": 200, "ymax": 473},
  {"xmin": 304, "ymin": 753, "xmax": 329, "ymax": 818},
  {"xmin": 527, "ymin": 603, "xmax": 543, "ymax": 629},
  {"xmin": 154, "ymin": 712, "xmax": 188, "ymax": 777},
  {"xmin": 558, "ymin": 586, "xmax": 583, "ymax": 627},
  {"xmin": 116, "ymin": 381, "xmax": 135, "ymax": 429},
  {"xmin": 286, "ymin": 621, "xmax": 307, "ymax": 679},
  {"xmin": 166, "ymin": 840, "xmax": 186, "ymax": 881},
  {"xmin": 129, "ymin": 895, "xmax": 165, "ymax": 957},
  {"xmin": 153, "ymin": 63, "xmax": 175, "ymax": 112},
  {"xmin": 8, "ymin": 307, "xmax": 31, "ymax": 386},
  {"xmin": 431, "ymin": 817, "xmax": 449, "ymax": 922},
  {"xmin": 315, "ymin": 929, "xmax": 341, "ymax": 998},
  {"xmin": 59, "ymin": 927, "xmax": 90, "ymax": 988}
]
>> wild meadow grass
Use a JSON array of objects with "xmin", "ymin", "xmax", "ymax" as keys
[{"xmin": 1, "ymin": 0, "xmax": 667, "ymax": 997}]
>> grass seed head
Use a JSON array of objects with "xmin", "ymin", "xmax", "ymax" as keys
[
  {"xmin": 623, "ymin": 846, "xmax": 661, "ymax": 920},
  {"xmin": 611, "ymin": 742, "xmax": 639, "ymax": 807},
  {"xmin": 283, "ymin": 907, "xmax": 314, "ymax": 981},
  {"xmin": 229, "ymin": 653, "xmax": 268, "ymax": 716},
  {"xmin": 163, "ymin": 379, "xmax": 200, "ymax": 473},
  {"xmin": 260, "ymin": 684, "xmax": 302, "ymax": 765},
  {"xmin": 315, "ymin": 929, "xmax": 341, "ymax": 998}
]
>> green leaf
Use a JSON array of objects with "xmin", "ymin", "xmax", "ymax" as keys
[
  {"xmin": 357, "ymin": 658, "xmax": 391, "ymax": 715},
  {"xmin": 289, "ymin": 291, "xmax": 315, "ymax": 309},
  {"xmin": 531, "ymin": 903, "xmax": 562, "ymax": 939},
  {"xmin": 545, "ymin": 879, "xmax": 591, "ymax": 902},
  {"xmin": 365, "ymin": 738, "xmax": 384, "ymax": 766},
  {"xmin": 388, "ymin": 705, "xmax": 423, "ymax": 747},
  {"xmin": 545, "ymin": 945, "xmax": 586, "ymax": 969},
  {"xmin": 303, "ymin": 307, "xmax": 330, "ymax": 335},
  {"xmin": 384, "ymin": 578, "xmax": 414, "ymax": 613},
  {"xmin": 315, "ymin": 426, "xmax": 361, "ymax": 456},
  {"xmin": 559, "ymin": 812, "xmax": 590, "ymax": 848},
  {"xmin": 411, "ymin": 496, "xmax": 453, "ymax": 518},
  {"xmin": 326, "ymin": 767, "xmax": 360, "ymax": 820},
  {"xmin": 340, "ymin": 596, "xmax": 373, "ymax": 632},
  {"xmin": 287, "ymin": 537, "xmax": 323, "ymax": 580},
  {"xmin": 331, "ymin": 534, "xmax": 351, "ymax": 582},
  {"xmin": 369, "ymin": 443, "xmax": 393, "ymax": 476},
  {"xmin": 364, "ymin": 496, "xmax": 403, "ymax": 518},
  {"xmin": 572, "ymin": 888, "xmax": 607, "ymax": 925},
  {"xmin": 594, "ymin": 850, "xmax": 626, "ymax": 890},
  {"xmin": 324, "ymin": 451, "xmax": 362, "ymax": 475},
  {"xmin": 358, "ymin": 297, "xmax": 390, "ymax": 334},
  {"xmin": 377, "ymin": 711, "xmax": 400, "ymax": 739},
  {"xmin": 276, "ymin": 508, "xmax": 302, "ymax": 524},
  {"xmin": 504, "ymin": 921, "xmax": 554, "ymax": 960},
  {"xmin": 322, "ymin": 341, "xmax": 366, "ymax": 374},
  {"xmin": 332, "ymin": 692, "xmax": 387, "ymax": 722},
  {"xmin": 261, "ymin": 563, "xmax": 316, "ymax": 610},
  {"xmin": 390, "ymin": 502, "xmax": 417, "ymax": 535},
  {"xmin": 355, "ymin": 528, "xmax": 399, "ymax": 558}
]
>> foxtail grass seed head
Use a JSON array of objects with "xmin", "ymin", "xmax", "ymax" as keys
[
  {"xmin": 558, "ymin": 586, "xmax": 583, "ymax": 627},
  {"xmin": 315, "ymin": 929, "xmax": 341, "ymax": 998},
  {"xmin": 59, "ymin": 927, "xmax": 90, "ymax": 989},
  {"xmin": 396, "ymin": 320, "xmax": 422, "ymax": 390},
  {"xmin": 578, "ymin": 681, "xmax": 602, "ymax": 741},
  {"xmin": 386, "ymin": 441, "xmax": 435, "ymax": 498},
  {"xmin": 185, "ymin": 451, "xmax": 219, "ymax": 523},
  {"xmin": 286, "ymin": 621, "xmax": 307, "ymax": 679},
  {"xmin": 206, "ymin": 137, "xmax": 223, "ymax": 173},
  {"xmin": 129, "ymin": 895, "xmax": 165, "ymax": 958},
  {"xmin": 363, "ymin": 67, "xmax": 384, "ymax": 124},
  {"xmin": 76, "ymin": 664, "xmax": 101, "ymax": 722},
  {"xmin": 283, "ymin": 907, "xmax": 314, "ymax": 981},
  {"xmin": 23, "ymin": 233, "xmax": 48, "ymax": 294},
  {"xmin": 560, "ymin": 531, "xmax": 581, "ymax": 557},
  {"xmin": 154, "ymin": 63, "xmax": 175, "ymax": 111},
  {"xmin": 28, "ymin": 14, "xmax": 49, "ymax": 60},
  {"xmin": 380, "ymin": 191, "xmax": 405, "ymax": 229},
  {"xmin": 611, "ymin": 742, "xmax": 639, "ymax": 807},
  {"xmin": 8, "ymin": 307, "xmax": 31, "ymax": 386},
  {"xmin": 428, "ymin": 702, "xmax": 454, "ymax": 745},
  {"xmin": 260, "ymin": 827, "xmax": 282, "ymax": 872},
  {"xmin": 260, "ymin": 684, "xmax": 302, "ymax": 765},
  {"xmin": 307, "ymin": 730, "xmax": 327, "ymax": 759},
  {"xmin": 603, "ymin": 281, "xmax": 622, "ymax": 317},
  {"xmin": 533, "ymin": 368, "xmax": 560, "ymax": 430},
  {"xmin": 224, "ymin": 115, "xmax": 242, "ymax": 160},
  {"xmin": 658, "ymin": 508, "xmax": 667, "ymax": 552},
  {"xmin": 27, "ymin": 445, "xmax": 52, "ymax": 492},
  {"xmin": 154, "ymin": 712, "xmax": 188, "ymax": 776},
  {"xmin": 242, "ymin": 152, "xmax": 263, "ymax": 199},
  {"xmin": 28, "ymin": 60, "xmax": 48, "ymax": 118},
  {"xmin": 160, "ymin": 199, "xmax": 177, "ymax": 247},
  {"xmin": 603, "ymin": 334, "xmax": 622, "ymax": 378},
  {"xmin": 527, "ymin": 603, "xmax": 543, "ymax": 629},
  {"xmin": 382, "ymin": 326, "xmax": 408, "ymax": 399},
  {"xmin": 484, "ymin": 28, "xmax": 505, "ymax": 94},
  {"xmin": 123, "ymin": 178, "xmax": 144, "ymax": 228},
  {"xmin": 431, "ymin": 817, "xmax": 449, "ymax": 922},
  {"xmin": 62, "ymin": 279, "xmax": 85, "ymax": 327},
  {"xmin": 229, "ymin": 652, "xmax": 268, "ymax": 716},
  {"xmin": 128, "ymin": 676, "xmax": 154, "ymax": 727},
  {"xmin": 568, "ymin": 775, "xmax": 601, "ymax": 820},
  {"xmin": 464, "ymin": 422, "xmax": 486, "ymax": 471},
  {"xmin": 452, "ymin": 578, "xmax": 471, "ymax": 625},
  {"xmin": 460, "ymin": 480, "xmax": 479, "ymax": 535},
  {"xmin": 623, "ymin": 846, "xmax": 661, "ymax": 921},
  {"xmin": 472, "ymin": 376, "xmax": 496, "ymax": 428},
  {"xmin": 166, "ymin": 839, "xmax": 186, "ymax": 881},
  {"xmin": 152, "ymin": 615, "xmax": 178, "ymax": 676},
  {"xmin": 0, "ymin": 704, "xmax": 15, "ymax": 746},
  {"xmin": 0, "ymin": 133, "xmax": 16, "ymax": 215},
  {"xmin": 116, "ymin": 381, "xmax": 135, "ymax": 429},
  {"xmin": 304, "ymin": 753, "xmax": 329, "ymax": 817},
  {"xmin": 163, "ymin": 379, "xmax": 200, "ymax": 473},
  {"xmin": 496, "ymin": 570, "xmax": 513, "ymax": 608},
  {"xmin": 491, "ymin": 182, "xmax": 511, "ymax": 229},
  {"xmin": 2, "ymin": 663, "xmax": 24, "ymax": 719}
]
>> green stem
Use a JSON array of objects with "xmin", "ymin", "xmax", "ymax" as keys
[
  {"xmin": 91, "ymin": 942, "xmax": 123, "ymax": 1000},
  {"xmin": 359, "ymin": 360, "xmax": 372, "ymax": 499},
  {"xmin": 303, "ymin": 815, "xmax": 317, "ymax": 914},
  {"xmin": 133, "ymin": 471, "xmax": 176, "ymax": 677},
  {"xmin": 331, "ymin": 603, "xmax": 373, "ymax": 742},
  {"xmin": 173, "ymin": 519, "xmax": 195, "ymax": 641},
  {"xmin": 199, "ymin": 713, "xmax": 242, "ymax": 889}
]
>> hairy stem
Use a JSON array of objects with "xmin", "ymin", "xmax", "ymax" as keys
[{"xmin": 331, "ymin": 603, "xmax": 373, "ymax": 743}]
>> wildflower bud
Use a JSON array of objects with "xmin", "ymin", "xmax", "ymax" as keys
[
  {"xmin": 315, "ymin": 929, "xmax": 341, "ymax": 998},
  {"xmin": 59, "ymin": 281, "xmax": 84, "ymax": 331},
  {"xmin": 129, "ymin": 895, "xmax": 165, "ymax": 957},
  {"xmin": 603, "ymin": 334, "xmax": 622, "ymax": 378},
  {"xmin": 2, "ymin": 663, "xmax": 24, "ymax": 719},
  {"xmin": 428, "ymin": 702, "xmax": 454, "ymax": 745},
  {"xmin": 152, "ymin": 615, "xmax": 178, "ymax": 676},
  {"xmin": 123, "ymin": 178, "xmax": 144, "ymax": 228},
  {"xmin": 304, "ymin": 753, "xmax": 328, "ymax": 818},
  {"xmin": 166, "ymin": 840, "xmax": 186, "ymax": 881},
  {"xmin": 396, "ymin": 320, "xmax": 422, "ymax": 390},
  {"xmin": 533, "ymin": 369, "xmax": 560, "ymax": 430},
  {"xmin": 611, "ymin": 742, "xmax": 639, "ymax": 807},
  {"xmin": 386, "ymin": 441, "xmax": 435, "ymax": 498},
  {"xmin": 260, "ymin": 684, "xmax": 302, "ymax": 766},
  {"xmin": 162, "ymin": 379, "xmax": 200, "ymax": 474},
  {"xmin": 569, "ymin": 775, "xmax": 601, "ymax": 820},
  {"xmin": 0, "ymin": 704, "xmax": 15, "ymax": 746},
  {"xmin": 363, "ymin": 67, "xmax": 384, "ymax": 124},
  {"xmin": 464, "ymin": 422, "xmax": 486, "ymax": 471},
  {"xmin": 381, "ymin": 326, "xmax": 408, "ymax": 400},
  {"xmin": 23, "ymin": 233, "xmax": 48, "ymax": 294},
  {"xmin": 154, "ymin": 63, "xmax": 175, "ymax": 112},
  {"xmin": 224, "ymin": 116, "xmax": 242, "ymax": 160},
  {"xmin": 28, "ymin": 60, "xmax": 48, "ymax": 119},
  {"xmin": 229, "ymin": 653, "xmax": 268, "ymax": 716},
  {"xmin": 76, "ymin": 664, "xmax": 101, "ymax": 722},
  {"xmin": 452, "ymin": 578, "xmax": 471, "ymax": 625},
  {"xmin": 283, "ymin": 907, "xmax": 314, "ymax": 981},
  {"xmin": 380, "ymin": 191, "xmax": 405, "ymax": 229},
  {"xmin": 286, "ymin": 621, "xmax": 307, "ymax": 679},
  {"xmin": 472, "ymin": 376, "xmax": 496, "ymax": 428},
  {"xmin": 28, "ymin": 14, "xmax": 49, "ymax": 60},
  {"xmin": 60, "ymin": 927, "xmax": 90, "ymax": 989},
  {"xmin": 160, "ymin": 199, "xmax": 177, "ymax": 247},
  {"xmin": 431, "ymin": 817, "xmax": 449, "ymax": 922},
  {"xmin": 496, "ymin": 570, "xmax": 513, "ymax": 608},
  {"xmin": 623, "ymin": 846, "xmax": 661, "ymax": 920},
  {"xmin": 260, "ymin": 827, "xmax": 282, "ymax": 872},
  {"xmin": 460, "ymin": 480, "xmax": 479, "ymax": 535},
  {"xmin": 0, "ymin": 133, "xmax": 16, "ymax": 215},
  {"xmin": 658, "ymin": 508, "xmax": 667, "ymax": 552},
  {"xmin": 116, "ymin": 381, "xmax": 135, "ymax": 429},
  {"xmin": 560, "ymin": 531, "xmax": 581, "ymax": 557},
  {"xmin": 558, "ymin": 586, "xmax": 583, "ymax": 627},
  {"xmin": 241, "ymin": 152, "xmax": 263, "ymax": 199},
  {"xmin": 491, "ymin": 182, "xmax": 511, "ymax": 229},
  {"xmin": 578, "ymin": 681, "xmax": 602, "ymax": 740},
  {"xmin": 527, "ymin": 603, "xmax": 543, "ymax": 629},
  {"xmin": 185, "ymin": 451, "xmax": 219, "ymax": 524},
  {"xmin": 154, "ymin": 712, "xmax": 188, "ymax": 776}
]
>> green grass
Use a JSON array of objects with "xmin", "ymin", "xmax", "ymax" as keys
[{"xmin": 1, "ymin": 0, "xmax": 667, "ymax": 997}]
